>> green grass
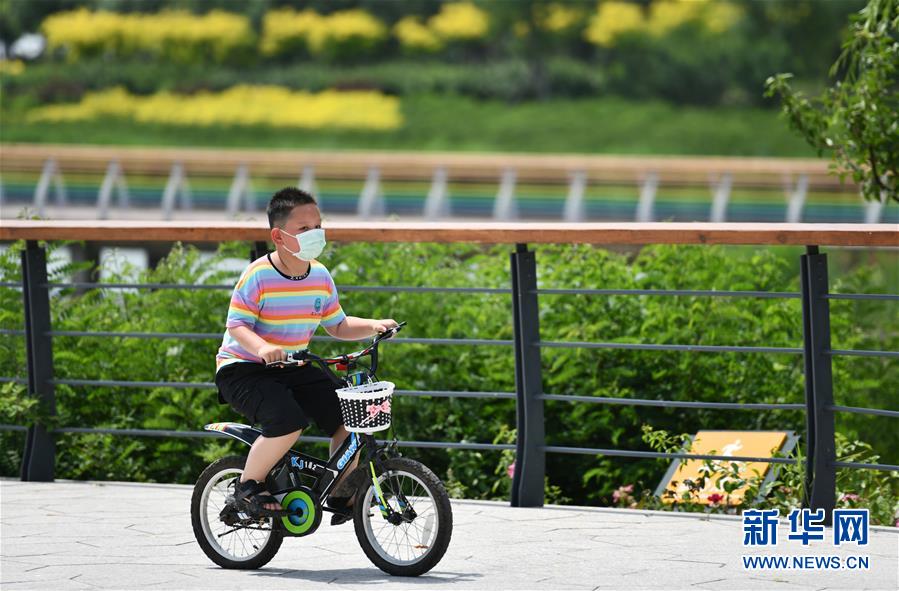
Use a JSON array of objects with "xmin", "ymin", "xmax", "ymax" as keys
[{"xmin": 1, "ymin": 94, "xmax": 816, "ymax": 157}]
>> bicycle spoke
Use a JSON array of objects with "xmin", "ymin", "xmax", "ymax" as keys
[
  {"xmin": 375, "ymin": 517, "xmax": 393, "ymax": 537},
  {"xmin": 392, "ymin": 526, "xmax": 402, "ymax": 559},
  {"xmin": 362, "ymin": 467, "xmax": 442, "ymax": 567},
  {"xmin": 402, "ymin": 525, "xmax": 415, "ymax": 560},
  {"xmin": 412, "ymin": 480, "xmax": 425, "ymax": 499},
  {"xmin": 406, "ymin": 517, "xmax": 428, "ymax": 543},
  {"xmin": 200, "ymin": 469, "xmax": 273, "ymax": 562}
]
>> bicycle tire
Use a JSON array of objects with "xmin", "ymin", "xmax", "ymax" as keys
[
  {"xmin": 353, "ymin": 457, "xmax": 453, "ymax": 576},
  {"xmin": 191, "ymin": 455, "xmax": 284, "ymax": 570}
]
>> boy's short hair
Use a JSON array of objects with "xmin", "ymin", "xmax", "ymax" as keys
[{"xmin": 267, "ymin": 187, "xmax": 318, "ymax": 228}]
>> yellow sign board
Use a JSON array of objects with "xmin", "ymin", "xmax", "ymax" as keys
[{"xmin": 660, "ymin": 431, "xmax": 789, "ymax": 505}]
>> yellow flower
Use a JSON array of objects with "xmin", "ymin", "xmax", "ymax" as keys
[
  {"xmin": 26, "ymin": 86, "xmax": 133, "ymax": 121},
  {"xmin": 260, "ymin": 8, "xmax": 386, "ymax": 57},
  {"xmin": 313, "ymin": 9, "xmax": 386, "ymax": 54},
  {"xmin": 584, "ymin": 0, "xmax": 739, "ymax": 46},
  {"xmin": 394, "ymin": 16, "xmax": 444, "ymax": 52},
  {"xmin": 537, "ymin": 3, "xmax": 584, "ymax": 33},
  {"xmin": 27, "ymin": 86, "xmax": 403, "ymax": 131},
  {"xmin": 646, "ymin": 0, "xmax": 702, "ymax": 37},
  {"xmin": 260, "ymin": 8, "xmax": 323, "ymax": 56},
  {"xmin": 428, "ymin": 2, "xmax": 489, "ymax": 41},
  {"xmin": 42, "ymin": 8, "xmax": 124, "ymax": 58},
  {"xmin": 585, "ymin": 1, "xmax": 644, "ymax": 47},
  {"xmin": 647, "ymin": 0, "xmax": 741, "ymax": 37},
  {"xmin": 703, "ymin": 2, "xmax": 743, "ymax": 34},
  {"xmin": 41, "ymin": 9, "xmax": 253, "ymax": 63}
]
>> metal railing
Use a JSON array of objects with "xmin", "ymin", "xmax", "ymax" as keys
[{"xmin": 1, "ymin": 221, "xmax": 897, "ymax": 522}]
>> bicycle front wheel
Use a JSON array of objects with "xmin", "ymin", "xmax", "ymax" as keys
[{"xmin": 353, "ymin": 457, "xmax": 453, "ymax": 576}]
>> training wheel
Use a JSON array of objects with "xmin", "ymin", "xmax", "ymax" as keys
[{"xmin": 280, "ymin": 487, "xmax": 321, "ymax": 537}]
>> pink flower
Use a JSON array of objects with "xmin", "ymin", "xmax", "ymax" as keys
[
  {"xmin": 612, "ymin": 484, "xmax": 634, "ymax": 504},
  {"xmin": 506, "ymin": 462, "xmax": 515, "ymax": 479},
  {"xmin": 840, "ymin": 493, "xmax": 860, "ymax": 503},
  {"xmin": 707, "ymin": 493, "xmax": 724, "ymax": 505}
]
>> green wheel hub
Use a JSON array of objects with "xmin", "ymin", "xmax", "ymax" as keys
[{"xmin": 280, "ymin": 488, "xmax": 320, "ymax": 536}]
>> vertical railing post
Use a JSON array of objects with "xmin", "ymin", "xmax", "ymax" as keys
[
  {"xmin": 251, "ymin": 241, "xmax": 268, "ymax": 261},
  {"xmin": 510, "ymin": 243, "xmax": 545, "ymax": 507},
  {"xmin": 800, "ymin": 245, "xmax": 836, "ymax": 524},
  {"xmin": 20, "ymin": 241, "xmax": 57, "ymax": 481}
]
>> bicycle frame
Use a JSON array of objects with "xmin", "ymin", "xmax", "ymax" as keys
[{"xmin": 267, "ymin": 430, "xmax": 389, "ymax": 510}]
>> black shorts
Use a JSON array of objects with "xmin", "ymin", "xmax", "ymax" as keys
[{"xmin": 215, "ymin": 361, "xmax": 343, "ymax": 438}]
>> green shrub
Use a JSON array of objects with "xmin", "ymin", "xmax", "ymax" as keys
[{"xmin": 3, "ymin": 58, "xmax": 606, "ymax": 104}]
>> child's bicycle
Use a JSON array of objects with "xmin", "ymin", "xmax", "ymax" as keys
[{"xmin": 190, "ymin": 322, "xmax": 453, "ymax": 576}]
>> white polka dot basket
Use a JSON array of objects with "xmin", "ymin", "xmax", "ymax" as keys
[{"xmin": 335, "ymin": 381, "xmax": 395, "ymax": 434}]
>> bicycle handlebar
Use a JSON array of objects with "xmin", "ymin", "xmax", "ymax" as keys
[{"xmin": 265, "ymin": 322, "xmax": 405, "ymax": 382}]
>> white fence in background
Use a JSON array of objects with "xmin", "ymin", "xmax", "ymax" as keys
[{"xmin": 7, "ymin": 155, "xmax": 888, "ymax": 223}]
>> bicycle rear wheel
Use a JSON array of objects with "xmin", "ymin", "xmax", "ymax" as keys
[
  {"xmin": 353, "ymin": 457, "xmax": 453, "ymax": 576},
  {"xmin": 191, "ymin": 455, "xmax": 284, "ymax": 569}
]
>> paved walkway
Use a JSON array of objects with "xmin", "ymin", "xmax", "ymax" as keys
[{"xmin": 1, "ymin": 479, "xmax": 896, "ymax": 590}]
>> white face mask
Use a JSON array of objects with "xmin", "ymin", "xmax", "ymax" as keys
[{"xmin": 280, "ymin": 228, "xmax": 326, "ymax": 261}]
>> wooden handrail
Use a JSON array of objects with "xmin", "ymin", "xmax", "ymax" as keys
[
  {"xmin": 1, "ymin": 220, "xmax": 895, "ymax": 247},
  {"xmin": 0, "ymin": 143, "xmax": 847, "ymax": 187}
]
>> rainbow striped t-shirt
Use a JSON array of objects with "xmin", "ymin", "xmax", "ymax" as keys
[{"xmin": 215, "ymin": 254, "xmax": 346, "ymax": 371}]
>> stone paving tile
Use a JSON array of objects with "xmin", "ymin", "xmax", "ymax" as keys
[{"xmin": 2, "ymin": 478, "xmax": 897, "ymax": 590}]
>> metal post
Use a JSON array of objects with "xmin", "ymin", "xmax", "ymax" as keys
[
  {"xmin": 227, "ymin": 164, "xmax": 250, "ymax": 216},
  {"xmin": 34, "ymin": 158, "xmax": 58, "ymax": 217},
  {"xmin": 864, "ymin": 197, "xmax": 885, "ymax": 224},
  {"xmin": 358, "ymin": 166, "xmax": 386, "ymax": 217},
  {"xmin": 510, "ymin": 244, "xmax": 545, "ymax": 507},
  {"xmin": 251, "ymin": 241, "xmax": 268, "ymax": 261},
  {"xmin": 299, "ymin": 165, "xmax": 317, "ymax": 195},
  {"xmin": 161, "ymin": 162, "xmax": 185, "ymax": 220},
  {"xmin": 636, "ymin": 172, "xmax": 658, "ymax": 222},
  {"xmin": 493, "ymin": 169, "xmax": 518, "ymax": 220},
  {"xmin": 800, "ymin": 245, "xmax": 836, "ymax": 524},
  {"xmin": 786, "ymin": 174, "xmax": 808, "ymax": 223},
  {"xmin": 20, "ymin": 241, "xmax": 56, "ymax": 481},
  {"xmin": 709, "ymin": 173, "xmax": 732, "ymax": 223},
  {"xmin": 563, "ymin": 171, "xmax": 587, "ymax": 222},
  {"xmin": 97, "ymin": 160, "xmax": 129, "ymax": 219},
  {"xmin": 423, "ymin": 167, "xmax": 450, "ymax": 220}
]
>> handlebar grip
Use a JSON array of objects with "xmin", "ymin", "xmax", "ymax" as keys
[
  {"xmin": 374, "ymin": 321, "xmax": 406, "ymax": 343},
  {"xmin": 290, "ymin": 350, "xmax": 310, "ymax": 362},
  {"xmin": 266, "ymin": 359, "xmax": 301, "ymax": 368}
]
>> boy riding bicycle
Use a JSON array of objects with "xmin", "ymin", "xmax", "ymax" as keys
[{"xmin": 215, "ymin": 187, "xmax": 397, "ymax": 524}]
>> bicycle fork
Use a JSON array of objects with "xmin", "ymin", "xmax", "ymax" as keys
[{"xmin": 369, "ymin": 459, "xmax": 417, "ymax": 525}]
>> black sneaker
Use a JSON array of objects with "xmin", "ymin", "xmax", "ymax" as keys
[
  {"xmin": 327, "ymin": 496, "xmax": 352, "ymax": 526},
  {"xmin": 326, "ymin": 495, "xmax": 350, "ymax": 509},
  {"xmin": 330, "ymin": 512, "xmax": 352, "ymax": 526}
]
